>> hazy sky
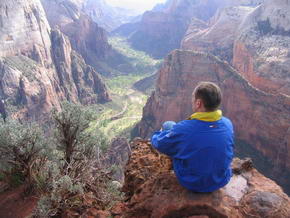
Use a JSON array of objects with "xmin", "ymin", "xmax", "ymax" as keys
[{"xmin": 106, "ymin": 0, "xmax": 167, "ymax": 12}]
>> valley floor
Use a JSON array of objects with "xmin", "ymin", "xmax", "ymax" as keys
[{"xmin": 89, "ymin": 36, "xmax": 161, "ymax": 143}]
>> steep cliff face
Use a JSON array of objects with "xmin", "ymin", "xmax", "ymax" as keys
[
  {"xmin": 182, "ymin": 6, "xmax": 254, "ymax": 63},
  {"xmin": 0, "ymin": 56, "xmax": 61, "ymax": 121},
  {"xmin": 233, "ymin": 0, "xmax": 290, "ymax": 95},
  {"xmin": 0, "ymin": 0, "xmax": 110, "ymax": 121},
  {"xmin": 41, "ymin": 0, "xmax": 111, "ymax": 66},
  {"xmin": 136, "ymin": 50, "xmax": 290, "ymax": 189},
  {"xmin": 0, "ymin": 0, "xmax": 52, "ymax": 66},
  {"xmin": 117, "ymin": 139, "xmax": 290, "ymax": 217},
  {"xmin": 51, "ymin": 29, "xmax": 110, "ymax": 104}
]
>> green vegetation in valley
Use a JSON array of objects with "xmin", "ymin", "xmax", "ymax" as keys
[
  {"xmin": 89, "ymin": 36, "xmax": 161, "ymax": 142},
  {"xmin": 108, "ymin": 36, "xmax": 162, "ymax": 75}
]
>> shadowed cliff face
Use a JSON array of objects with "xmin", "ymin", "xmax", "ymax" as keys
[
  {"xmin": 0, "ymin": 0, "xmax": 111, "ymax": 121},
  {"xmin": 136, "ymin": 50, "xmax": 290, "ymax": 189},
  {"xmin": 41, "ymin": 0, "xmax": 112, "ymax": 65},
  {"xmin": 233, "ymin": 0, "xmax": 290, "ymax": 95}
]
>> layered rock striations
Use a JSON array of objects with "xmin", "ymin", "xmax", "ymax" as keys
[
  {"xmin": 0, "ymin": 0, "xmax": 110, "ymax": 121},
  {"xmin": 118, "ymin": 139, "xmax": 290, "ymax": 217},
  {"xmin": 233, "ymin": 0, "xmax": 290, "ymax": 95},
  {"xmin": 136, "ymin": 50, "xmax": 290, "ymax": 191}
]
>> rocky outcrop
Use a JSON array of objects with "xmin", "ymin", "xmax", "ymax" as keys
[
  {"xmin": 102, "ymin": 137, "xmax": 131, "ymax": 183},
  {"xmin": 0, "ymin": 0, "xmax": 52, "ymax": 66},
  {"xmin": 117, "ymin": 139, "xmax": 290, "ymax": 217},
  {"xmin": 0, "ymin": 0, "xmax": 111, "ymax": 121},
  {"xmin": 136, "ymin": 50, "xmax": 290, "ymax": 192},
  {"xmin": 233, "ymin": 0, "xmax": 290, "ymax": 95},
  {"xmin": 182, "ymin": 6, "xmax": 254, "ymax": 63}
]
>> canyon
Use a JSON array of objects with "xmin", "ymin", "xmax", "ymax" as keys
[
  {"xmin": 115, "ymin": 0, "xmax": 265, "ymax": 58},
  {"xmin": 0, "ymin": 0, "xmax": 290, "ymax": 216}
]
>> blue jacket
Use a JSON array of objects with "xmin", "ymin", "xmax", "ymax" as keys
[{"xmin": 151, "ymin": 117, "xmax": 234, "ymax": 192}]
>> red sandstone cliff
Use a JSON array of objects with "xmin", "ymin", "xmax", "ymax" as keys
[
  {"xmin": 41, "ymin": 0, "xmax": 112, "ymax": 66},
  {"xmin": 0, "ymin": 0, "xmax": 111, "ymax": 121},
  {"xmin": 181, "ymin": 0, "xmax": 290, "ymax": 96},
  {"xmin": 136, "ymin": 50, "xmax": 290, "ymax": 187},
  {"xmin": 0, "ymin": 0, "xmax": 52, "ymax": 67}
]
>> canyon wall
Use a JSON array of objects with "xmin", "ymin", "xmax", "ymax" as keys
[
  {"xmin": 0, "ymin": 0, "xmax": 52, "ymax": 66},
  {"xmin": 0, "ymin": 0, "xmax": 110, "ymax": 121},
  {"xmin": 41, "ymin": 0, "xmax": 111, "ymax": 66},
  {"xmin": 181, "ymin": 0, "xmax": 290, "ymax": 97}
]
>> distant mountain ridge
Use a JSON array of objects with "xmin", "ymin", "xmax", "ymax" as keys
[
  {"xmin": 84, "ymin": 0, "xmax": 140, "ymax": 31},
  {"xmin": 114, "ymin": 0, "xmax": 264, "ymax": 58}
]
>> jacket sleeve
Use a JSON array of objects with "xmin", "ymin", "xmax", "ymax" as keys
[{"xmin": 151, "ymin": 128, "xmax": 183, "ymax": 157}]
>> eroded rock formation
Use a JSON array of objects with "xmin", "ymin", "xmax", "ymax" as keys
[{"xmin": 136, "ymin": 50, "xmax": 290, "ymax": 192}]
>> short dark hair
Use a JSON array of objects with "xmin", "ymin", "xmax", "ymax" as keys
[{"xmin": 193, "ymin": 82, "xmax": 222, "ymax": 111}]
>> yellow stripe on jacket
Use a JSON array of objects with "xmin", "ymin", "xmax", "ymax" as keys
[{"xmin": 189, "ymin": 110, "xmax": 222, "ymax": 122}]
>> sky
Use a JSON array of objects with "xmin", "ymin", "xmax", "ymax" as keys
[{"xmin": 106, "ymin": 0, "xmax": 167, "ymax": 13}]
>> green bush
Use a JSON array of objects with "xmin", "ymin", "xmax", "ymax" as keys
[
  {"xmin": 0, "ymin": 119, "xmax": 47, "ymax": 186},
  {"xmin": 34, "ymin": 103, "xmax": 120, "ymax": 217}
]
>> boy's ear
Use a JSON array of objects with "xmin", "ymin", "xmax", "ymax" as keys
[{"xmin": 196, "ymin": 99, "xmax": 202, "ymax": 108}]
